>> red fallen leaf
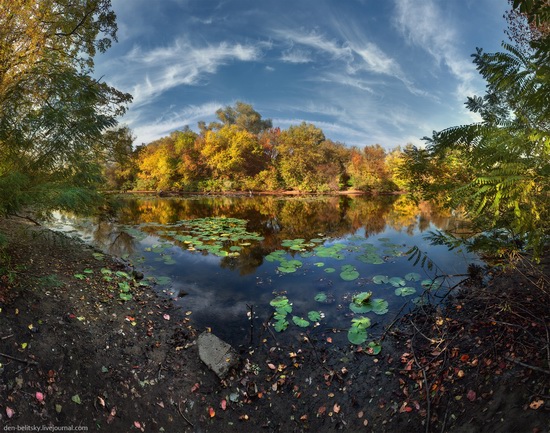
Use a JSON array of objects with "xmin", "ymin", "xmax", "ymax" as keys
[
  {"xmin": 326, "ymin": 337, "xmax": 333, "ymax": 343},
  {"xmin": 300, "ymin": 414, "xmax": 308, "ymax": 421},
  {"xmin": 6, "ymin": 407, "xmax": 15, "ymax": 418},
  {"xmin": 318, "ymin": 406, "xmax": 326, "ymax": 416},
  {"xmin": 220, "ymin": 399, "xmax": 227, "ymax": 410},
  {"xmin": 191, "ymin": 383, "xmax": 200, "ymax": 392},
  {"xmin": 163, "ymin": 314, "xmax": 170, "ymax": 321},
  {"xmin": 467, "ymin": 390, "xmax": 476, "ymax": 401},
  {"xmin": 460, "ymin": 354, "xmax": 470, "ymax": 362},
  {"xmin": 399, "ymin": 402, "xmax": 412, "ymax": 413},
  {"xmin": 208, "ymin": 407, "xmax": 215, "ymax": 418},
  {"xmin": 333, "ymin": 403, "xmax": 341, "ymax": 414},
  {"xmin": 36, "ymin": 391, "xmax": 45, "ymax": 402},
  {"xmin": 134, "ymin": 421, "xmax": 141, "ymax": 429}
]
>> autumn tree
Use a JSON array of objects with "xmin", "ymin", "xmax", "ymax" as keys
[
  {"xmin": 200, "ymin": 125, "xmax": 264, "ymax": 190},
  {"xmin": 346, "ymin": 144, "xmax": 396, "ymax": 192},
  {"xmin": 277, "ymin": 122, "xmax": 326, "ymax": 191}
]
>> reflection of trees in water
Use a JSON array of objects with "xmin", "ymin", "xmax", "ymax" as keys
[{"xmin": 114, "ymin": 195, "xmax": 471, "ymax": 275}]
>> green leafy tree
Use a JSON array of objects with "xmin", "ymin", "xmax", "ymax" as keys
[
  {"xmin": 0, "ymin": 0, "xmax": 132, "ymax": 216},
  {"xmin": 419, "ymin": 40, "xmax": 549, "ymax": 257}
]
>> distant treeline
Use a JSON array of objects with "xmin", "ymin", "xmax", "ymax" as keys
[{"xmin": 103, "ymin": 102, "xmax": 413, "ymax": 194}]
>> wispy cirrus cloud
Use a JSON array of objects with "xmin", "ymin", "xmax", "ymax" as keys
[
  {"xmin": 272, "ymin": 27, "xmax": 429, "ymax": 97},
  {"xmin": 110, "ymin": 38, "xmax": 263, "ymax": 107},
  {"xmin": 393, "ymin": 0, "xmax": 480, "ymax": 100},
  {"xmin": 127, "ymin": 102, "xmax": 224, "ymax": 145}
]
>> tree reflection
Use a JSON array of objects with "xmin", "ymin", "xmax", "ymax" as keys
[{"xmin": 109, "ymin": 195, "xmax": 466, "ymax": 275}]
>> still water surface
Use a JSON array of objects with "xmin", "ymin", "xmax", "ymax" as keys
[{"xmin": 50, "ymin": 195, "xmax": 476, "ymax": 347}]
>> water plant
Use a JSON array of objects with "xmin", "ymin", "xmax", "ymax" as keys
[
  {"xmin": 349, "ymin": 292, "xmax": 389, "ymax": 314},
  {"xmin": 340, "ymin": 264, "xmax": 359, "ymax": 281},
  {"xmin": 347, "ymin": 316, "xmax": 371, "ymax": 345}
]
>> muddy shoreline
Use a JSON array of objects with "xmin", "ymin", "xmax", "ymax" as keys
[{"xmin": 0, "ymin": 217, "xmax": 548, "ymax": 432}]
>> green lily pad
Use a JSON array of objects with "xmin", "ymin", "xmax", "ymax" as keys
[
  {"xmin": 119, "ymin": 293, "xmax": 132, "ymax": 301},
  {"xmin": 324, "ymin": 267, "xmax": 336, "ymax": 273},
  {"xmin": 273, "ymin": 319, "xmax": 289, "ymax": 332},
  {"xmin": 270, "ymin": 296, "xmax": 292, "ymax": 314},
  {"xmin": 372, "ymin": 275, "xmax": 389, "ymax": 284},
  {"xmin": 347, "ymin": 327, "xmax": 368, "ymax": 345},
  {"xmin": 368, "ymin": 298, "xmax": 389, "ymax": 315},
  {"xmin": 351, "ymin": 316, "xmax": 371, "ymax": 329},
  {"xmin": 356, "ymin": 253, "xmax": 384, "ymax": 264},
  {"xmin": 314, "ymin": 262, "xmax": 325, "ymax": 267},
  {"xmin": 155, "ymin": 276, "xmax": 172, "ymax": 286},
  {"xmin": 405, "ymin": 272, "xmax": 422, "ymax": 282},
  {"xmin": 352, "ymin": 291, "xmax": 372, "ymax": 305},
  {"xmin": 292, "ymin": 316, "xmax": 310, "ymax": 328},
  {"xmin": 389, "ymin": 276, "xmax": 406, "ymax": 287},
  {"xmin": 307, "ymin": 311, "xmax": 322, "ymax": 322},
  {"xmin": 395, "ymin": 286, "xmax": 417, "ymax": 296},
  {"xmin": 340, "ymin": 265, "xmax": 359, "ymax": 281},
  {"xmin": 367, "ymin": 341, "xmax": 382, "ymax": 355},
  {"xmin": 314, "ymin": 292, "xmax": 328, "ymax": 302}
]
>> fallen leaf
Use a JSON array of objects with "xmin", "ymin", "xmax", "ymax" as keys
[
  {"xmin": 467, "ymin": 390, "xmax": 476, "ymax": 402},
  {"xmin": 71, "ymin": 394, "xmax": 81, "ymax": 404},
  {"xmin": 333, "ymin": 403, "xmax": 341, "ymax": 414},
  {"xmin": 191, "ymin": 383, "xmax": 200, "ymax": 392},
  {"xmin": 134, "ymin": 421, "xmax": 141, "ymax": 429},
  {"xmin": 220, "ymin": 399, "xmax": 227, "ymax": 410},
  {"xmin": 267, "ymin": 363, "xmax": 277, "ymax": 370},
  {"xmin": 317, "ymin": 406, "xmax": 326, "ymax": 416},
  {"xmin": 35, "ymin": 391, "xmax": 44, "ymax": 402},
  {"xmin": 163, "ymin": 314, "xmax": 170, "ymax": 321},
  {"xmin": 6, "ymin": 407, "xmax": 15, "ymax": 418},
  {"xmin": 97, "ymin": 396, "xmax": 105, "ymax": 407},
  {"xmin": 357, "ymin": 410, "xmax": 364, "ymax": 418},
  {"xmin": 209, "ymin": 407, "xmax": 215, "ymax": 418},
  {"xmin": 529, "ymin": 399, "xmax": 544, "ymax": 410},
  {"xmin": 363, "ymin": 419, "xmax": 369, "ymax": 427},
  {"xmin": 326, "ymin": 337, "xmax": 333, "ymax": 343},
  {"xmin": 300, "ymin": 414, "xmax": 308, "ymax": 421},
  {"xmin": 239, "ymin": 414, "xmax": 249, "ymax": 420},
  {"xmin": 55, "ymin": 404, "xmax": 62, "ymax": 414}
]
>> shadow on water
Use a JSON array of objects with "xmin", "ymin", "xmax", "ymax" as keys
[{"xmin": 49, "ymin": 195, "xmax": 478, "ymax": 347}]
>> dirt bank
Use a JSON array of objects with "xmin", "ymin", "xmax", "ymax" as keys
[{"xmin": 0, "ymin": 217, "xmax": 548, "ymax": 432}]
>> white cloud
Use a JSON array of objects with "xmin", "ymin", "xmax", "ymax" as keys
[
  {"xmin": 127, "ymin": 102, "xmax": 223, "ymax": 145},
  {"xmin": 112, "ymin": 39, "xmax": 263, "ymax": 107},
  {"xmin": 280, "ymin": 47, "xmax": 313, "ymax": 63},
  {"xmin": 393, "ymin": 0, "xmax": 480, "ymax": 99}
]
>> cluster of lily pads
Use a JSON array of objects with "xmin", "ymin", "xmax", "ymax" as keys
[
  {"xmin": 264, "ymin": 236, "xmax": 408, "ymax": 281},
  {"xmin": 125, "ymin": 217, "xmax": 265, "ymax": 259},
  {"xmin": 269, "ymin": 295, "xmax": 323, "ymax": 333},
  {"xmin": 269, "ymin": 268, "xmax": 445, "ymax": 349}
]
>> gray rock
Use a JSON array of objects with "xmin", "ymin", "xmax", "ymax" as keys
[{"xmin": 197, "ymin": 332, "xmax": 239, "ymax": 379}]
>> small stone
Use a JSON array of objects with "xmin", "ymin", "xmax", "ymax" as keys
[{"xmin": 197, "ymin": 332, "xmax": 239, "ymax": 379}]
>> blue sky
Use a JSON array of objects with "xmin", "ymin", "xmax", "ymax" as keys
[{"xmin": 95, "ymin": 0, "xmax": 511, "ymax": 149}]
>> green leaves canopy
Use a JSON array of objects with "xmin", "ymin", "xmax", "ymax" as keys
[
  {"xmin": 411, "ymin": 40, "xmax": 549, "ymax": 258},
  {"xmin": 0, "ymin": 0, "xmax": 132, "ymax": 216}
]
